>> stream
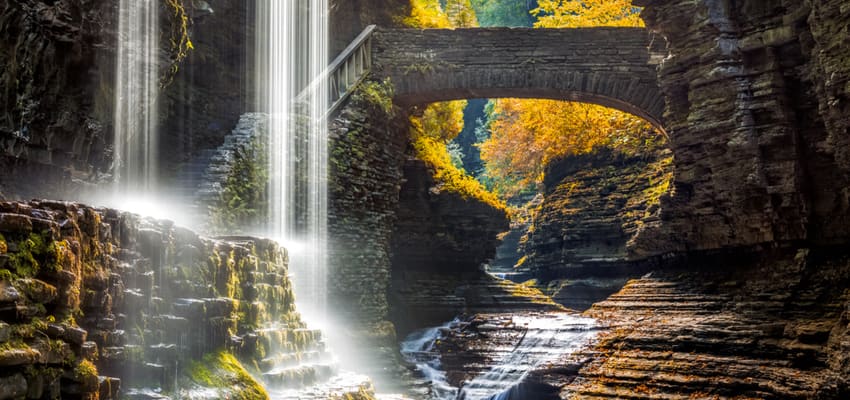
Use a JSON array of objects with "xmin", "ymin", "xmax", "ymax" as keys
[{"xmin": 400, "ymin": 313, "xmax": 598, "ymax": 400}]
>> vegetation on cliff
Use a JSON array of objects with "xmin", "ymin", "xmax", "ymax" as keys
[
  {"xmin": 403, "ymin": 0, "xmax": 506, "ymax": 210},
  {"xmin": 473, "ymin": 0, "xmax": 663, "ymax": 198},
  {"xmin": 479, "ymin": 99, "xmax": 661, "ymax": 197},
  {"xmin": 186, "ymin": 351, "xmax": 269, "ymax": 400},
  {"xmin": 209, "ymin": 133, "xmax": 269, "ymax": 234}
]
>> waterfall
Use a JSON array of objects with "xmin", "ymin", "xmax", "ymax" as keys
[
  {"xmin": 258, "ymin": 0, "xmax": 329, "ymax": 318},
  {"xmin": 114, "ymin": 0, "xmax": 159, "ymax": 195},
  {"xmin": 401, "ymin": 314, "xmax": 598, "ymax": 400}
]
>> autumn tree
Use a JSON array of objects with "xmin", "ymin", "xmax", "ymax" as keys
[
  {"xmin": 478, "ymin": 99, "xmax": 659, "ymax": 196},
  {"xmin": 477, "ymin": 0, "xmax": 659, "ymax": 198},
  {"xmin": 533, "ymin": 0, "xmax": 643, "ymax": 28},
  {"xmin": 403, "ymin": 1, "xmax": 504, "ymax": 209}
]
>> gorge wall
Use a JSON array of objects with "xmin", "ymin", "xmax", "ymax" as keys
[
  {"xmin": 628, "ymin": 0, "xmax": 850, "ymax": 257},
  {"xmin": 388, "ymin": 159, "xmax": 558, "ymax": 335},
  {"xmin": 525, "ymin": 148, "xmax": 672, "ymax": 280},
  {"xmin": 0, "ymin": 1, "xmax": 116, "ymax": 198}
]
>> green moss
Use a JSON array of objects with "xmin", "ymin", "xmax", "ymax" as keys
[
  {"xmin": 74, "ymin": 359, "xmax": 98, "ymax": 381},
  {"xmin": 354, "ymin": 78, "xmax": 395, "ymax": 115},
  {"xmin": 0, "ymin": 339, "xmax": 30, "ymax": 352},
  {"xmin": 209, "ymin": 132, "xmax": 269, "ymax": 235},
  {"xmin": 330, "ymin": 386, "xmax": 377, "ymax": 400},
  {"xmin": 6, "ymin": 232, "xmax": 62, "ymax": 279},
  {"xmin": 187, "ymin": 351, "xmax": 269, "ymax": 400}
]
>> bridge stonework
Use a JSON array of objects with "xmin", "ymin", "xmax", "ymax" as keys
[{"xmin": 372, "ymin": 27, "xmax": 666, "ymax": 129}]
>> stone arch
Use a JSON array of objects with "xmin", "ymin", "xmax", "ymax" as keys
[{"xmin": 373, "ymin": 27, "xmax": 667, "ymax": 131}]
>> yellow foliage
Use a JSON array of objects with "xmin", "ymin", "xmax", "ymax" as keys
[
  {"xmin": 479, "ymin": 1, "xmax": 656, "ymax": 197},
  {"xmin": 404, "ymin": 0, "xmax": 451, "ymax": 28},
  {"xmin": 404, "ymin": 0, "xmax": 479, "ymax": 28},
  {"xmin": 411, "ymin": 101, "xmax": 507, "ymax": 211},
  {"xmin": 405, "ymin": 2, "xmax": 498, "ymax": 209},
  {"xmin": 533, "ymin": 0, "xmax": 645, "ymax": 28},
  {"xmin": 446, "ymin": 0, "xmax": 480, "ymax": 27},
  {"xmin": 479, "ymin": 99, "xmax": 656, "ymax": 196}
]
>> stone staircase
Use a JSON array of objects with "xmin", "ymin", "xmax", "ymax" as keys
[{"xmin": 167, "ymin": 113, "xmax": 267, "ymax": 232}]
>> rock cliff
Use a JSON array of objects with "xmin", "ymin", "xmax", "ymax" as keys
[
  {"xmin": 426, "ymin": 248, "xmax": 850, "ymax": 399},
  {"xmin": 630, "ymin": 0, "xmax": 850, "ymax": 255},
  {"xmin": 0, "ymin": 200, "xmax": 324, "ymax": 399},
  {"xmin": 389, "ymin": 159, "xmax": 559, "ymax": 335},
  {"xmin": 0, "ymin": 1, "xmax": 116, "ymax": 198},
  {"xmin": 526, "ymin": 148, "xmax": 672, "ymax": 278},
  {"xmin": 563, "ymin": 247, "xmax": 850, "ymax": 398}
]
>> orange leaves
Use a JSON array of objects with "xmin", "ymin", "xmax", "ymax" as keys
[
  {"xmin": 477, "ymin": 1, "xmax": 653, "ymax": 198},
  {"xmin": 478, "ymin": 99, "xmax": 656, "ymax": 197},
  {"xmin": 533, "ymin": 0, "xmax": 645, "ymax": 28}
]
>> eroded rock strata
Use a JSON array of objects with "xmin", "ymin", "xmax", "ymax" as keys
[
  {"xmin": 0, "ymin": 200, "xmax": 327, "ymax": 399},
  {"xmin": 564, "ymin": 247, "xmax": 850, "ymax": 399},
  {"xmin": 630, "ymin": 0, "xmax": 850, "ymax": 255},
  {"xmin": 523, "ymin": 149, "xmax": 672, "ymax": 303},
  {"xmin": 389, "ymin": 159, "xmax": 560, "ymax": 335},
  {"xmin": 427, "ymin": 248, "xmax": 850, "ymax": 399}
]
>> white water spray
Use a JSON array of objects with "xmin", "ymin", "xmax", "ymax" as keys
[
  {"xmin": 114, "ymin": 0, "xmax": 159, "ymax": 196},
  {"xmin": 401, "ymin": 314, "xmax": 598, "ymax": 400},
  {"xmin": 258, "ymin": 0, "xmax": 329, "ymax": 318}
]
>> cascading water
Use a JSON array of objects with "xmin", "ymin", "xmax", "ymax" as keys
[
  {"xmin": 253, "ymin": 1, "xmax": 376, "ymax": 397},
  {"xmin": 401, "ymin": 314, "xmax": 598, "ymax": 400},
  {"xmin": 114, "ymin": 0, "xmax": 160, "ymax": 196},
  {"xmin": 258, "ymin": 0, "xmax": 329, "ymax": 320}
]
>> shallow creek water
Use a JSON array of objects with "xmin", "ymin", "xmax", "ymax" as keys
[{"xmin": 400, "ymin": 313, "xmax": 598, "ymax": 400}]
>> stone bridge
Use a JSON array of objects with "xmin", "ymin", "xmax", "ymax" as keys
[{"xmin": 372, "ymin": 27, "xmax": 667, "ymax": 128}]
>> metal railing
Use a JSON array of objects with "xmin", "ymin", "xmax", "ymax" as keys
[{"xmin": 294, "ymin": 25, "xmax": 376, "ymax": 118}]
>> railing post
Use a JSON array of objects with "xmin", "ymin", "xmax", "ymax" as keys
[{"xmin": 293, "ymin": 25, "xmax": 376, "ymax": 119}]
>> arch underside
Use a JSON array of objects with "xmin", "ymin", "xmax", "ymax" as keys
[{"xmin": 391, "ymin": 70, "xmax": 666, "ymax": 131}]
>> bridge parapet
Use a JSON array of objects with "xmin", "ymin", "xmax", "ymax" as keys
[{"xmin": 372, "ymin": 27, "xmax": 667, "ymax": 129}]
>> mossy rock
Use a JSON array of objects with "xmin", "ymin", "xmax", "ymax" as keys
[{"xmin": 184, "ymin": 351, "xmax": 269, "ymax": 400}]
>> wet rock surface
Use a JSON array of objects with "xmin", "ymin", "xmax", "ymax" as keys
[
  {"xmin": 560, "ymin": 247, "xmax": 850, "ymax": 399},
  {"xmin": 401, "ymin": 312, "xmax": 599, "ymax": 400},
  {"xmin": 524, "ymin": 149, "xmax": 672, "ymax": 281},
  {"xmin": 390, "ymin": 159, "xmax": 560, "ymax": 335},
  {"xmin": 408, "ymin": 248, "xmax": 850, "ymax": 399},
  {"xmin": 0, "ymin": 200, "xmax": 328, "ymax": 399},
  {"xmin": 0, "ymin": 0, "xmax": 197, "ymax": 199}
]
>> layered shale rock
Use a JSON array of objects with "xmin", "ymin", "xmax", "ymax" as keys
[
  {"xmin": 389, "ymin": 159, "xmax": 560, "ymax": 335},
  {"xmin": 527, "ymin": 148, "xmax": 673, "ymax": 276},
  {"xmin": 561, "ymin": 247, "xmax": 850, "ymax": 399},
  {"xmin": 0, "ymin": 200, "xmax": 327, "ymax": 399},
  {"xmin": 158, "ymin": 0, "xmax": 255, "ymax": 173},
  {"xmin": 0, "ymin": 0, "xmax": 116, "ymax": 198},
  {"xmin": 630, "ymin": 0, "xmax": 850, "ymax": 255},
  {"xmin": 520, "ymin": 148, "xmax": 673, "ymax": 309},
  {"xmin": 425, "ymin": 249, "xmax": 850, "ymax": 399}
]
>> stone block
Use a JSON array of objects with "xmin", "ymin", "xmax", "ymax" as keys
[
  {"xmin": 0, "ymin": 374, "xmax": 27, "ymax": 400},
  {"xmin": 63, "ymin": 325, "xmax": 88, "ymax": 345},
  {"xmin": 81, "ymin": 341, "xmax": 98, "ymax": 360},
  {"xmin": 0, "ymin": 213, "xmax": 33, "ymax": 233},
  {"xmin": 0, "ymin": 282, "xmax": 19, "ymax": 303},
  {"xmin": 16, "ymin": 279, "xmax": 58, "ymax": 304}
]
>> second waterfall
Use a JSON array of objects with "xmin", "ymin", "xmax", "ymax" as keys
[{"xmin": 256, "ymin": 0, "xmax": 329, "ymax": 317}]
